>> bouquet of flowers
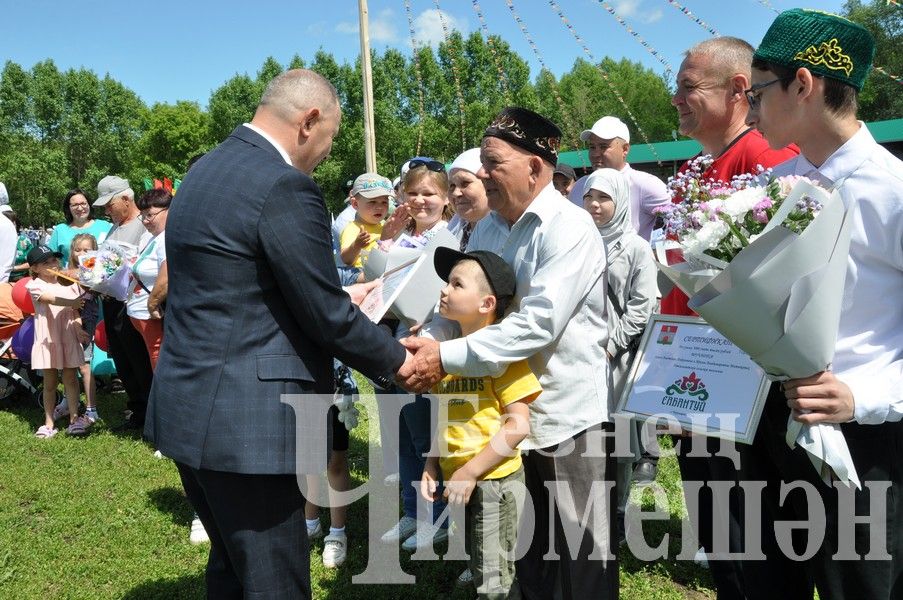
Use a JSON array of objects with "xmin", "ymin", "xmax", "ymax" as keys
[
  {"xmin": 77, "ymin": 242, "xmax": 133, "ymax": 301},
  {"xmin": 655, "ymin": 156, "xmax": 859, "ymax": 488}
]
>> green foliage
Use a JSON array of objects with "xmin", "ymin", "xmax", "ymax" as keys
[{"xmin": 843, "ymin": 0, "xmax": 903, "ymax": 121}]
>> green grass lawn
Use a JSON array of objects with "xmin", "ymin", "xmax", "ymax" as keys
[{"xmin": 0, "ymin": 377, "xmax": 715, "ymax": 599}]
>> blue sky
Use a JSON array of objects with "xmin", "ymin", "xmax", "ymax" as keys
[{"xmin": 4, "ymin": 0, "xmax": 845, "ymax": 108}]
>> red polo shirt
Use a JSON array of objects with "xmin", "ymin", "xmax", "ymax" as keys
[{"xmin": 660, "ymin": 129, "xmax": 799, "ymax": 316}]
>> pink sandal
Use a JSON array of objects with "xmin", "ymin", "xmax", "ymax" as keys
[
  {"xmin": 66, "ymin": 416, "xmax": 91, "ymax": 437},
  {"xmin": 35, "ymin": 425, "xmax": 58, "ymax": 439}
]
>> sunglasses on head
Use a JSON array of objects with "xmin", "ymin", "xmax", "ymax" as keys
[{"xmin": 408, "ymin": 159, "xmax": 446, "ymax": 173}]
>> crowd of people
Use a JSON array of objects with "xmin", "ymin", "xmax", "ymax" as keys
[{"xmin": 2, "ymin": 7, "xmax": 901, "ymax": 600}]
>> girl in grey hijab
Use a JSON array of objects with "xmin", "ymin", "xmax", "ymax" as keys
[{"xmin": 583, "ymin": 168, "xmax": 659, "ymax": 543}]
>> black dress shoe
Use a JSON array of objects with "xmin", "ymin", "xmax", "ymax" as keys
[
  {"xmin": 113, "ymin": 415, "xmax": 145, "ymax": 432},
  {"xmin": 632, "ymin": 459, "xmax": 658, "ymax": 484}
]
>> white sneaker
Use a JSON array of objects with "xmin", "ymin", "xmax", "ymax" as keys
[
  {"xmin": 401, "ymin": 522, "xmax": 449, "ymax": 551},
  {"xmin": 307, "ymin": 520, "xmax": 324, "ymax": 540},
  {"xmin": 694, "ymin": 547, "xmax": 709, "ymax": 567},
  {"xmin": 457, "ymin": 567, "xmax": 473, "ymax": 586},
  {"xmin": 322, "ymin": 532, "xmax": 347, "ymax": 568},
  {"xmin": 380, "ymin": 516, "xmax": 417, "ymax": 543},
  {"xmin": 153, "ymin": 450, "xmax": 164, "ymax": 459},
  {"xmin": 189, "ymin": 517, "xmax": 209, "ymax": 544},
  {"xmin": 383, "ymin": 473, "xmax": 400, "ymax": 486}
]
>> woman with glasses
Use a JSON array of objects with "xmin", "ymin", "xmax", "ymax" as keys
[
  {"xmin": 47, "ymin": 189, "xmax": 113, "ymax": 267},
  {"xmin": 126, "ymin": 188, "xmax": 170, "ymax": 369}
]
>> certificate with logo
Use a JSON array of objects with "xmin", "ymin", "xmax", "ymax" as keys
[{"xmin": 616, "ymin": 315, "xmax": 770, "ymax": 444}]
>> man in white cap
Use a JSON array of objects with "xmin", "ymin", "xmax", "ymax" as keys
[
  {"xmin": 568, "ymin": 116, "xmax": 670, "ymax": 243},
  {"xmin": 0, "ymin": 182, "xmax": 18, "ymax": 282}
]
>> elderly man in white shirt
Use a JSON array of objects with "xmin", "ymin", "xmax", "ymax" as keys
[
  {"xmin": 740, "ymin": 10, "xmax": 903, "ymax": 600},
  {"xmin": 567, "ymin": 116, "xmax": 670, "ymax": 242},
  {"xmin": 402, "ymin": 107, "xmax": 617, "ymax": 599}
]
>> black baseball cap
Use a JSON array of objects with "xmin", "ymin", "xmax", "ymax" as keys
[
  {"xmin": 554, "ymin": 163, "xmax": 576, "ymax": 181},
  {"xmin": 27, "ymin": 245, "xmax": 63, "ymax": 265},
  {"xmin": 434, "ymin": 247, "xmax": 516, "ymax": 300}
]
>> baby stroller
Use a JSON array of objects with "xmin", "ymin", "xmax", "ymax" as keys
[{"xmin": 0, "ymin": 318, "xmax": 43, "ymax": 405}]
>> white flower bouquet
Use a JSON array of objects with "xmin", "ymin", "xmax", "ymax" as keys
[
  {"xmin": 77, "ymin": 242, "xmax": 133, "ymax": 301},
  {"xmin": 655, "ymin": 157, "xmax": 859, "ymax": 487}
]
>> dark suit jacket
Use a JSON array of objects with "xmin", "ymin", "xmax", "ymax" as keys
[{"xmin": 146, "ymin": 125, "xmax": 406, "ymax": 475}]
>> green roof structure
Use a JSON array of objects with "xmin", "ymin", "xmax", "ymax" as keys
[{"xmin": 556, "ymin": 118, "xmax": 903, "ymax": 168}]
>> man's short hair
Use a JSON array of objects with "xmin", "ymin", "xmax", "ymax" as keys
[
  {"xmin": 259, "ymin": 69, "xmax": 339, "ymax": 121},
  {"xmin": 751, "ymin": 57, "xmax": 858, "ymax": 116},
  {"xmin": 685, "ymin": 37, "xmax": 755, "ymax": 80}
]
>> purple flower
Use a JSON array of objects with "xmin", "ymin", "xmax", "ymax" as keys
[{"xmin": 753, "ymin": 198, "xmax": 773, "ymax": 211}]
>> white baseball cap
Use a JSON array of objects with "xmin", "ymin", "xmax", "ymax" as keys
[{"xmin": 580, "ymin": 116, "xmax": 630, "ymax": 143}]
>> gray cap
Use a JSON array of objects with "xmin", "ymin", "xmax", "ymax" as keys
[{"xmin": 94, "ymin": 175, "xmax": 133, "ymax": 207}]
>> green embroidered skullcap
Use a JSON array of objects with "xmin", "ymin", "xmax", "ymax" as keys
[{"xmin": 754, "ymin": 8, "xmax": 875, "ymax": 91}]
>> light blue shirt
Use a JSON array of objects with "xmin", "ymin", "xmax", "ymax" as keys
[
  {"xmin": 48, "ymin": 220, "xmax": 113, "ymax": 266},
  {"xmin": 437, "ymin": 183, "xmax": 612, "ymax": 449}
]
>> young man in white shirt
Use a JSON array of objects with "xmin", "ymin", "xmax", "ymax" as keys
[{"xmin": 743, "ymin": 10, "xmax": 903, "ymax": 599}]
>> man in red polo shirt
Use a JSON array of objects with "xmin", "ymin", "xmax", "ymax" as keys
[{"xmin": 664, "ymin": 36, "xmax": 798, "ymax": 600}]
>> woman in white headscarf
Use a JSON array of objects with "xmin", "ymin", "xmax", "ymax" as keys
[
  {"xmin": 583, "ymin": 167, "xmax": 658, "ymax": 541},
  {"xmin": 446, "ymin": 148, "xmax": 490, "ymax": 251}
]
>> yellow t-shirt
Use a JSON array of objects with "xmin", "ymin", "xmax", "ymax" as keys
[
  {"xmin": 339, "ymin": 219, "xmax": 383, "ymax": 268},
  {"xmin": 432, "ymin": 359, "xmax": 541, "ymax": 481}
]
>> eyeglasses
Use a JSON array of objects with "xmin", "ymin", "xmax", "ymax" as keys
[
  {"xmin": 407, "ymin": 159, "xmax": 446, "ymax": 173},
  {"xmin": 744, "ymin": 77, "xmax": 791, "ymax": 110},
  {"xmin": 69, "ymin": 203, "xmax": 90, "ymax": 209},
  {"xmin": 140, "ymin": 208, "xmax": 168, "ymax": 222}
]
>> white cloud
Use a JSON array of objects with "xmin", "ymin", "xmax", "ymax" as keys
[
  {"xmin": 335, "ymin": 21, "xmax": 359, "ymax": 35},
  {"xmin": 334, "ymin": 9, "xmax": 398, "ymax": 43},
  {"xmin": 411, "ymin": 9, "xmax": 468, "ymax": 48},
  {"xmin": 643, "ymin": 8, "xmax": 663, "ymax": 24},
  {"xmin": 614, "ymin": 0, "xmax": 663, "ymax": 24},
  {"xmin": 306, "ymin": 21, "xmax": 328, "ymax": 35},
  {"xmin": 370, "ymin": 9, "xmax": 398, "ymax": 43},
  {"xmin": 614, "ymin": 0, "xmax": 640, "ymax": 17}
]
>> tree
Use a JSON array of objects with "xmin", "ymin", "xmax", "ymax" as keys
[
  {"xmin": 137, "ymin": 101, "xmax": 212, "ymax": 179},
  {"xmin": 558, "ymin": 57, "xmax": 677, "ymax": 146},
  {"xmin": 207, "ymin": 74, "xmax": 258, "ymax": 143},
  {"xmin": 844, "ymin": 0, "xmax": 903, "ymax": 121}
]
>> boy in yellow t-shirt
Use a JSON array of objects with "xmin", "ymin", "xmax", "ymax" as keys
[
  {"xmin": 421, "ymin": 247, "xmax": 541, "ymax": 598},
  {"xmin": 339, "ymin": 173, "xmax": 393, "ymax": 268}
]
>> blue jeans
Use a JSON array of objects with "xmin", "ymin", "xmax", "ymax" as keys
[{"xmin": 398, "ymin": 393, "xmax": 447, "ymax": 525}]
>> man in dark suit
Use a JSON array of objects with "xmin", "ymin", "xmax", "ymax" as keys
[{"xmin": 146, "ymin": 69, "xmax": 412, "ymax": 599}]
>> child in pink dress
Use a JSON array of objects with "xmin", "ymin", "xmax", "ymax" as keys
[{"xmin": 26, "ymin": 245, "xmax": 88, "ymax": 438}]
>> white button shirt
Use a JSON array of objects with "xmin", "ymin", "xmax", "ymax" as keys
[
  {"xmin": 439, "ymin": 183, "xmax": 612, "ymax": 449},
  {"xmin": 569, "ymin": 164, "xmax": 670, "ymax": 242},
  {"xmin": 772, "ymin": 124, "xmax": 903, "ymax": 425}
]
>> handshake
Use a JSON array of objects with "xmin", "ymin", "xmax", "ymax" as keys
[
  {"xmin": 344, "ymin": 280, "xmax": 447, "ymax": 395},
  {"xmin": 395, "ymin": 337, "xmax": 445, "ymax": 394}
]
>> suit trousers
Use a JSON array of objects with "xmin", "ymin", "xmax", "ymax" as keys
[
  {"xmin": 176, "ymin": 462, "xmax": 311, "ymax": 600},
  {"xmin": 102, "ymin": 299, "xmax": 153, "ymax": 421},
  {"xmin": 738, "ymin": 385, "xmax": 903, "ymax": 600},
  {"xmin": 674, "ymin": 435, "xmax": 746, "ymax": 600},
  {"xmin": 516, "ymin": 421, "xmax": 618, "ymax": 600}
]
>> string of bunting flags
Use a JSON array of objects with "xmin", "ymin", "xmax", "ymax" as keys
[
  {"xmin": 434, "ymin": 0, "xmax": 468, "ymax": 151},
  {"xmin": 599, "ymin": 0, "xmax": 674, "ymax": 81},
  {"xmin": 547, "ymin": 0, "xmax": 663, "ymax": 164},
  {"xmin": 470, "ymin": 0, "xmax": 512, "ymax": 105},
  {"xmin": 503, "ymin": 0, "xmax": 582, "ymax": 154}
]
